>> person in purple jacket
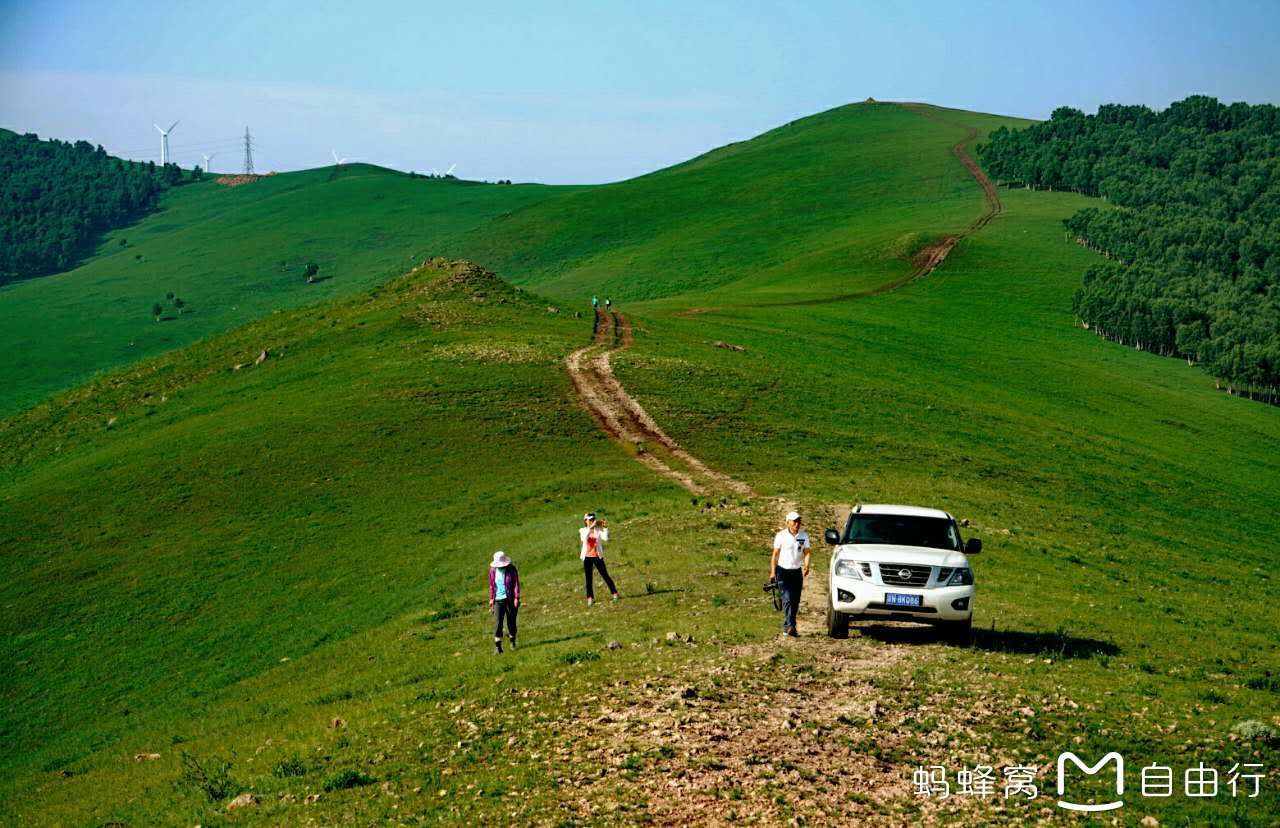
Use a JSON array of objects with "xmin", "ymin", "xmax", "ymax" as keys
[{"xmin": 488, "ymin": 551, "xmax": 520, "ymax": 654}]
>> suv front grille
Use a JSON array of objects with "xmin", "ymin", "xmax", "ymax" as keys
[{"xmin": 878, "ymin": 563, "xmax": 932, "ymax": 587}]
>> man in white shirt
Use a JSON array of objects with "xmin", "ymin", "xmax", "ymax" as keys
[{"xmin": 770, "ymin": 510, "xmax": 810, "ymax": 637}]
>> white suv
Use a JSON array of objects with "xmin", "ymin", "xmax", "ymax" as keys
[{"xmin": 824, "ymin": 504, "xmax": 981, "ymax": 642}]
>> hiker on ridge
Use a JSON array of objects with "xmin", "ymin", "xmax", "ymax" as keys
[
  {"xmin": 489, "ymin": 551, "xmax": 520, "ymax": 653},
  {"xmin": 580, "ymin": 512, "xmax": 619, "ymax": 606},
  {"xmin": 770, "ymin": 510, "xmax": 810, "ymax": 637},
  {"xmin": 605, "ymin": 297, "xmax": 612, "ymax": 311},
  {"xmin": 592, "ymin": 295, "xmax": 599, "ymax": 309}
]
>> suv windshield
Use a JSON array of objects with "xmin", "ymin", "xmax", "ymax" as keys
[{"xmin": 842, "ymin": 514, "xmax": 960, "ymax": 551}]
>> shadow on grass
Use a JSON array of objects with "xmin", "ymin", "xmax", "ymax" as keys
[
  {"xmin": 858, "ymin": 624, "xmax": 1121, "ymax": 659},
  {"xmin": 521, "ymin": 632, "xmax": 592, "ymax": 650},
  {"xmin": 633, "ymin": 587, "xmax": 686, "ymax": 598}
]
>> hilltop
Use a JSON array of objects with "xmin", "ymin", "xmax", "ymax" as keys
[{"xmin": 0, "ymin": 103, "xmax": 1023, "ymax": 416}]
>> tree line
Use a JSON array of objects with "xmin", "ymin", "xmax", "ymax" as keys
[
  {"xmin": 0, "ymin": 129, "xmax": 202, "ymax": 285},
  {"xmin": 978, "ymin": 96, "xmax": 1280, "ymax": 404}
]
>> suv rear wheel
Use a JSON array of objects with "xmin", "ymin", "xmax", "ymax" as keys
[{"xmin": 826, "ymin": 602, "xmax": 849, "ymax": 639}]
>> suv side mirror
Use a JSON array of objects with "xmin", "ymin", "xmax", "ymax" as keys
[
  {"xmin": 964, "ymin": 538, "xmax": 982, "ymax": 554},
  {"xmin": 824, "ymin": 528, "xmax": 841, "ymax": 546}
]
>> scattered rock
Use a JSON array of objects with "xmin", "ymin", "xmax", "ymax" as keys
[
  {"xmin": 226, "ymin": 793, "xmax": 258, "ymax": 811},
  {"xmin": 868, "ymin": 700, "xmax": 879, "ymax": 720},
  {"xmin": 255, "ymin": 349, "xmax": 269, "ymax": 365},
  {"xmin": 134, "ymin": 753, "xmax": 161, "ymax": 762},
  {"xmin": 607, "ymin": 640, "xmax": 622, "ymax": 651},
  {"xmin": 279, "ymin": 656, "xmax": 289, "ymax": 662},
  {"xmin": 960, "ymin": 518, "xmax": 970, "ymax": 527},
  {"xmin": 546, "ymin": 306, "xmax": 560, "ymax": 314},
  {"xmin": 304, "ymin": 793, "xmax": 321, "ymax": 804},
  {"xmin": 1017, "ymin": 707, "xmax": 1036, "ymax": 717},
  {"xmin": 680, "ymin": 686, "xmax": 699, "ymax": 700},
  {"xmin": 106, "ymin": 416, "xmax": 118, "ymax": 429},
  {"xmin": 712, "ymin": 340, "xmax": 746, "ymax": 352},
  {"xmin": 665, "ymin": 632, "xmax": 680, "ymax": 642},
  {"xmin": 330, "ymin": 717, "xmax": 346, "ymax": 729},
  {"xmin": 1140, "ymin": 817, "xmax": 1160, "ymax": 828},
  {"xmin": 232, "ymin": 363, "xmax": 244, "ymax": 371}
]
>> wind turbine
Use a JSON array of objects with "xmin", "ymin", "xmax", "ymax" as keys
[
  {"xmin": 154, "ymin": 120, "xmax": 179, "ymax": 165},
  {"xmin": 445, "ymin": 163, "xmax": 456, "ymax": 176},
  {"xmin": 201, "ymin": 152, "xmax": 215, "ymax": 173},
  {"xmin": 331, "ymin": 150, "xmax": 349, "ymax": 166}
]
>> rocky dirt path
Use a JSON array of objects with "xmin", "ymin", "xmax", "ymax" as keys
[
  {"xmin": 566, "ymin": 309, "xmax": 755, "ymax": 498},
  {"xmin": 554, "ymin": 120, "xmax": 1016, "ymax": 821}
]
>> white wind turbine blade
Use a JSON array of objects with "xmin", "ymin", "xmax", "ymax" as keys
[
  {"xmin": 166, "ymin": 120, "xmax": 179, "ymax": 133},
  {"xmin": 445, "ymin": 163, "xmax": 456, "ymax": 175},
  {"xmin": 154, "ymin": 123, "xmax": 165, "ymax": 134}
]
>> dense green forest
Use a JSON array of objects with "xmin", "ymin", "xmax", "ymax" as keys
[
  {"xmin": 978, "ymin": 95, "xmax": 1280, "ymax": 403},
  {"xmin": 0, "ymin": 129, "xmax": 198, "ymax": 284}
]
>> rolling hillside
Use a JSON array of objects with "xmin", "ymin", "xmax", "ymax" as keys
[
  {"xmin": 2, "ymin": 103, "xmax": 1277, "ymax": 824},
  {"xmin": 0, "ymin": 166, "xmax": 570, "ymax": 416}
]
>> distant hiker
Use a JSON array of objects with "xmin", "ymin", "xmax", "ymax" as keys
[
  {"xmin": 605, "ymin": 298, "xmax": 612, "ymax": 311},
  {"xmin": 580, "ymin": 512, "xmax": 619, "ymax": 606},
  {"xmin": 592, "ymin": 295, "xmax": 599, "ymax": 309},
  {"xmin": 770, "ymin": 510, "xmax": 810, "ymax": 637},
  {"xmin": 489, "ymin": 551, "xmax": 520, "ymax": 653}
]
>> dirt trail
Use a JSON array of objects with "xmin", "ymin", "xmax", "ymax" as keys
[
  {"xmin": 555, "ymin": 117, "xmax": 1013, "ymax": 820},
  {"xmin": 749, "ymin": 102, "xmax": 1003, "ymax": 308},
  {"xmin": 566, "ymin": 310, "xmax": 755, "ymax": 498}
]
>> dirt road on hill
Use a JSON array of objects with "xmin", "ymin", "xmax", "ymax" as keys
[
  {"xmin": 555, "ymin": 111, "xmax": 1017, "ymax": 823},
  {"xmin": 566, "ymin": 309, "xmax": 755, "ymax": 498},
  {"xmin": 753, "ymin": 102, "xmax": 1003, "ymax": 307}
]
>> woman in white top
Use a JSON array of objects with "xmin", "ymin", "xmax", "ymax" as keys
[{"xmin": 579, "ymin": 512, "xmax": 619, "ymax": 606}]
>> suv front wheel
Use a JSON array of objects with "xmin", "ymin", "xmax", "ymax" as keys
[
  {"xmin": 826, "ymin": 602, "xmax": 849, "ymax": 639},
  {"xmin": 941, "ymin": 618, "xmax": 973, "ymax": 646}
]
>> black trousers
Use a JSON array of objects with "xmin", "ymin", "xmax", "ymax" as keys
[
  {"xmin": 777, "ymin": 567, "xmax": 803, "ymax": 631},
  {"xmin": 493, "ymin": 599, "xmax": 517, "ymax": 640},
  {"xmin": 583, "ymin": 557, "xmax": 617, "ymax": 599}
]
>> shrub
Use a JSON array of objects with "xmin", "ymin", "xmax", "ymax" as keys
[
  {"xmin": 273, "ymin": 752, "xmax": 307, "ymax": 778},
  {"xmin": 558, "ymin": 649, "xmax": 600, "ymax": 666},
  {"xmin": 323, "ymin": 768, "xmax": 376, "ymax": 791},
  {"xmin": 178, "ymin": 751, "xmax": 237, "ymax": 801}
]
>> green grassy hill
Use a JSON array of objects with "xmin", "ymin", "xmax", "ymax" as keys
[
  {"xmin": 2, "ymin": 103, "xmax": 1277, "ymax": 824},
  {"xmin": 0, "ymin": 165, "xmax": 571, "ymax": 416},
  {"xmin": 460, "ymin": 103, "xmax": 1031, "ymax": 304}
]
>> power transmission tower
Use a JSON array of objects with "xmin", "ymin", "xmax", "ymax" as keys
[{"xmin": 241, "ymin": 126, "xmax": 255, "ymax": 175}]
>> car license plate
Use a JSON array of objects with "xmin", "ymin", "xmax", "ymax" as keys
[{"xmin": 885, "ymin": 593, "xmax": 922, "ymax": 607}]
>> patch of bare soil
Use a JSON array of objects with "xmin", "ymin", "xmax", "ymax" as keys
[
  {"xmin": 555, "ymin": 561, "xmax": 1029, "ymax": 826},
  {"xmin": 214, "ymin": 174, "xmax": 267, "ymax": 187}
]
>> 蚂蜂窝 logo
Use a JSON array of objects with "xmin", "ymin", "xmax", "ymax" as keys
[{"xmin": 1057, "ymin": 751, "xmax": 1124, "ymax": 812}]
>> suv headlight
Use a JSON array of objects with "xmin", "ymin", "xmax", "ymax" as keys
[
  {"xmin": 834, "ymin": 559, "xmax": 863, "ymax": 580},
  {"xmin": 947, "ymin": 567, "xmax": 974, "ymax": 586}
]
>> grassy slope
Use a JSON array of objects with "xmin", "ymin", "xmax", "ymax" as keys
[
  {"xmin": 0, "ymin": 166, "xmax": 571, "ymax": 416},
  {"xmin": 2, "ymin": 104, "xmax": 1277, "ymax": 824},
  {"xmin": 458, "ymin": 103, "xmax": 1032, "ymax": 305},
  {"xmin": 613, "ymin": 184, "xmax": 1280, "ymax": 822}
]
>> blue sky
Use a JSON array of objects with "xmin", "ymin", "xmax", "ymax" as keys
[{"xmin": 2, "ymin": 0, "xmax": 1278, "ymax": 183}]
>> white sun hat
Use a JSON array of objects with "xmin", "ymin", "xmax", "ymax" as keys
[
  {"xmin": 491, "ymin": 550, "xmax": 512, "ymax": 568},
  {"xmin": 785, "ymin": 510, "xmax": 801, "ymax": 522}
]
